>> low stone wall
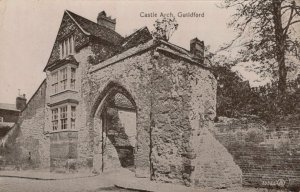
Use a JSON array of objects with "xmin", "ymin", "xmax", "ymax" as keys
[{"xmin": 214, "ymin": 117, "xmax": 300, "ymax": 191}]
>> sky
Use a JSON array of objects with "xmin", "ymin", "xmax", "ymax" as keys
[{"xmin": 0, "ymin": 0, "xmax": 261, "ymax": 104}]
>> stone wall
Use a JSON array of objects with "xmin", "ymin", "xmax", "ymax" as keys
[
  {"xmin": 88, "ymin": 48, "xmax": 153, "ymax": 177},
  {"xmin": 149, "ymin": 49, "xmax": 241, "ymax": 188},
  {"xmin": 14, "ymin": 80, "xmax": 50, "ymax": 170},
  {"xmin": 87, "ymin": 42, "xmax": 242, "ymax": 188},
  {"xmin": 214, "ymin": 117, "xmax": 300, "ymax": 190}
]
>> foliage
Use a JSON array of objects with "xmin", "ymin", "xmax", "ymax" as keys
[
  {"xmin": 220, "ymin": 0, "xmax": 300, "ymax": 96},
  {"xmin": 151, "ymin": 16, "xmax": 178, "ymax": 41},
  {"xmin": 214, "ymin": 65, "xmax": 299, "ymax": 122},
  {"xmin": 213, "ymin": 65, "xmax": 253, "ymax": 117},
  {"xmin": 247, "ymin": 81, "xmax": 299, "ymax": 122}
]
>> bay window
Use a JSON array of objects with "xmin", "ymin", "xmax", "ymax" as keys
[
  {"xmin": 51, "ymin": 105, "xmax": 76, "ymax": 131},
  {"xmin": 51, "ymin": 66, "xmax": 77, "ymax": 95}
]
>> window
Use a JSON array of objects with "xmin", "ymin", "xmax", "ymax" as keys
[
  {"xmin": 51, "ymin": 109, "xmax": 58, "ymax": 131},
  {"xmin": 60, "ymin": 106, "xmax": 68, "ymax": 130},
  {"xmin": 51, "ymin": 105, "xmax": 77, "ymax": 132},
  {"xmin": 60, "ymin": 68, "xmax": 68, "ymax": 91},
  {"xmin": 60, "ymin": 35, "xmax": 74, "ymax": 59},
  {"xmin": 52, "ymin": 72, "xmax": 58, "ymax": 94},
  {"xmin": 71, "ymin": 106, "xmax": 76, "ymax": 129},
  {"xmin": 0, "ymin": 117, "xmax": 3, "ymax": 122},
  {"xmin": 50, "ymin": 67, "xmax": 76, "ymax": 95},
  {"xmin": 71, "ymin": 68, "xmax": 76, "ymax": 90}
]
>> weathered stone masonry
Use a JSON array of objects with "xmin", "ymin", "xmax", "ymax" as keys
[
  {"xmin": 15, "ymin": 80, "xmax": 50, "ymax": 169},
  {"xmin": 87, "ymin": 40, "xmax": 242, "ymax": 187}
]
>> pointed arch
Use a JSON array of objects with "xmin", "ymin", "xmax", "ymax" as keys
[
  {"xmin": 90, "ymin": 81, "xmax": 137, "ymax": 119},
  {"xmin": 91, "ymin": 81, "xmax": 138, "ymax": 172}
]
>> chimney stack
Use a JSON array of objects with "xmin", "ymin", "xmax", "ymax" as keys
[
  {"xmin": 16, "ymin": 94, "xmax": 27, "ymax": 111},
  {"xmin": 97, "ymin": 11, "xmax": 116, "ymax": 31},
  {"xmin": 190, "ymin": 38, "xmax": 204, "ymax": 61}
]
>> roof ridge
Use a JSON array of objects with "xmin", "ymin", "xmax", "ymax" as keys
[
  {"xmin": 66, "ymin": 10, "xmax": 98, "ymax": 26},
  {"xmin": 65, "ymin": 10, "xmax": 123, "ymax": 39},
  {"xmin": 122, "ymin": 26, "xmax": 150, "ymax": 47},
  {"xmin": 65, "ymin": 10, "xmax": 90, "ymax": 35}
]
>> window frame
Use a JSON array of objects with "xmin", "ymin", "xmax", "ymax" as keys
[
  {"xmin": 71, "ymin": 106, "xmax": 76, "ymax": 129},
  {"xmin": 60, "ymin": 106, "xmax": 68, "ymax": 130},
  {"xmin": 70, "ymin": 68, "xmax": 76, "ymax": 90},
  {"xmin": 50, "ymin": 104, "xmax": 77, "ymax": 132},
  {"xmin": 49, "ymin": 64, "xmax": 77, "ymax": 96},
  {"xmin": 52, "ymin": 71, "xmax": 59, "ymax": 94},
  {"xmin": 59, "ymin": 35, "xmax": 75, "ymax": 59},
  {"xmin": 60, "ymin": 67, "xmax": 68, "ymax": 91},
  {"xmin": 51, "ymin": 109, "xmax": 58, "ymax": 131}
]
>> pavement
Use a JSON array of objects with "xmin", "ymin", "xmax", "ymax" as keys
[
  {"xmin": 0, "ymin": 170, "xmax": 96, "ymax": 180},
  {"xmin": 0, "ymin": 169, "xmax": 290, "ymax": 192}
]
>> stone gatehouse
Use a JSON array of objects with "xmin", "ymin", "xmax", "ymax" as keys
[{"xmin": 8, "ymin": 10, "xmax": 242, "ymax": 188}]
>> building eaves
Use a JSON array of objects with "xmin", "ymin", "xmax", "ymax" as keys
[
  {"xmin": 0, "ymin": 122, "xmax": 15, "ymax": 129},
  {"xmin": 89, "ymin": 39, "xmax": 212, "ymax": 74},
  {"xmin": 0, "ymin": 103, "xmax": 18, "ymax": 112},
  {"xmin": 89, "ymin": 40, "xmax": 157, "ymax": 73}
]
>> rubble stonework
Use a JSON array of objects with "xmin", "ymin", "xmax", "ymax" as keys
[
  {"xmin": 6, "ymin": 10, "xmax": 243, "ymax": 189},
  {"xmin": 13, "ymin": 80, "xmax": 50, "ymax": 169}
]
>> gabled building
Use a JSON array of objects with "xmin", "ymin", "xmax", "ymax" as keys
[{"xmin": 8, "ymin": 10, "xmax": 242, "ymax": 189}]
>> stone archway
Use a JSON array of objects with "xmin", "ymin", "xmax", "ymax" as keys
[{"xmin": 92, "ymin": 82, "xmax": 138, "ymax": 173}]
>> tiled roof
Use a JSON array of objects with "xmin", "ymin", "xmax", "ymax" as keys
[
  {"xmin": 122, "ymin": 27, "xmax": 152, "ymax": 50},
  {"xmin": 0, "ymin": 103, "xmax": 18, "ymax": 111},
  {"xmin": 66, "ymin": 10, "xmax": 124, "ymax": 45},
  {"xmin": 46, "ymin": 55, "xmax": 78, "ymax": 71}
]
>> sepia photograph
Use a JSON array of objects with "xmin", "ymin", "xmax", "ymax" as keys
[{"xmin": 0, "ymin": 0, "xmax": 300, "ymax": 191}]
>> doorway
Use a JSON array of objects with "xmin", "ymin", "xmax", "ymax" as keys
[{"xmin": 101, "ymin": 92, "xmax": 137, "ymax": 171}]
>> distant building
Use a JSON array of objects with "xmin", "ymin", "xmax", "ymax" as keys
[{"xmin": 0, "ymin": 94, "xmax": 26, "ymax": 138}]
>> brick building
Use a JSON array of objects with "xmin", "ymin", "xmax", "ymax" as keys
[{"xmin": 6, "ymin": 10, "xmax": 242, "ymax": 188}]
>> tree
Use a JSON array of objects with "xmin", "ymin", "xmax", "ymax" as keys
[
  {"xmin": 151, "ymin": 16, "xmax": 178, "ymax": 41},
  {"xmin": 220, "ymin": 0, "xmax": 300, "ymax": 97},
  {"xmin": 213, "ymin": 65, "xmax": 253, "ymax": 117}
]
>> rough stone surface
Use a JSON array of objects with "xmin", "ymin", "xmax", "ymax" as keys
[
  {"xmin": 15, "ymin": 80, "xmax": 50, "ymax": 170},
  {"xmin": 87, "ymin": 44, "xmax": 242, "ymax": 187}
]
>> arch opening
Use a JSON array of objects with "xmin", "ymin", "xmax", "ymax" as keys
[{"xmin": 93, "ymin": 84, "xmax": 137, "ymax": 172}]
